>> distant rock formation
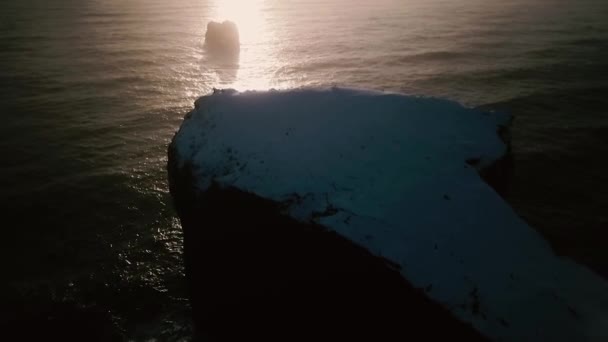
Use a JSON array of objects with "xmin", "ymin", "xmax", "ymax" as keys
[{"xmin": 204, "ymin": 20, "xmax": 240, "ymax": 54}]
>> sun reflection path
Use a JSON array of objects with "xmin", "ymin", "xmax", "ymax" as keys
[
  {"xmin": 214, "ymin": 0, "xmax": 265, "ymax": 44},
  {"xmin": 209, "ymin": 0, "xmax": 294, "ymax": 91}
]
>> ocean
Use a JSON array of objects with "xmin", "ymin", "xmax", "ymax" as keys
[{"xmin": 1, "ymin": 0, "xmax": 607, "ymax": 340}]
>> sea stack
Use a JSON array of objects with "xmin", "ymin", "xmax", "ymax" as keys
[
  {"xmin": 204, "ymin": 20, "xmax": 240, "ymax": 54},
  {"xmin": 168, "ymin": 88, "xmax": 608, "ymax": 341}
]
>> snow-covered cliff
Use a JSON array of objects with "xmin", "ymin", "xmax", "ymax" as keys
[{"xmin": 168, "ymin": 88, "xmax": 608, "ymax": 341}]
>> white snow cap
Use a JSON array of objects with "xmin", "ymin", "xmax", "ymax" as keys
[{"xmin": 173, "ymin": 87, "xmax": 608, "ymax": 341}]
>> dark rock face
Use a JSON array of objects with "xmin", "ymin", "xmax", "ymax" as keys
[
  {"xmin": 468, "ymin": 121, "xmax": 514, "ymax": 197},
  {"xmin": 204, "ymin": 21, "xmax": 240, "ymax": 54},
  {"xmin": 167, "ymin": 146, "xmax": 490, "ymax": 341}
]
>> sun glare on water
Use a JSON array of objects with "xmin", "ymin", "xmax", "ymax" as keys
[
  {"xmin": 208, "ymin": 0, "xmax": 286, "ymax": 91},
  {"xmin": 214, "ymin": 0, "xmax": 265, "ymax": 43}
]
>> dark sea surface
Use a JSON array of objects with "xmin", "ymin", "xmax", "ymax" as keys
[{"xmin": 1, "ymin": 0, "xmax": 607, "ymax": 340}]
